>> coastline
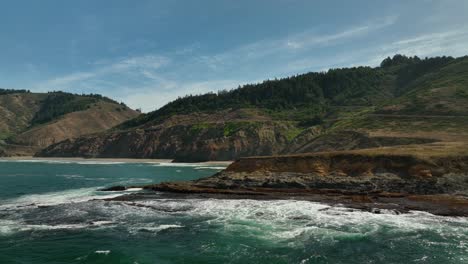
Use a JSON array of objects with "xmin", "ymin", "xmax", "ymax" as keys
[
  {"xmin": 112, "ymin": 151, "xmax": 468, "ymax": 217},
  {"xmin": 0, "ymin": 156, "xmax": 233, "ymax": 165}
]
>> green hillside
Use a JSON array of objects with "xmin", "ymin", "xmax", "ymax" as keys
[
  {"xmin": 120, "ymin": 55, "xmax": 463, "ymax": 130},
  {"xmin": 38, "ymin": 55, "xmax": 468, "ymax": 161},
  {"xmin": 31, "ymin": 91, "xmax": 126, "ymax": 125},
  {"xmin": 0, "ymin": 91, "xmax": 139, "ymax": 156}
]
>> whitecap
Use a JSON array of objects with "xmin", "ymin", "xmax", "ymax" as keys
[
  {"xmin": 57, "ymin": 174, "xmax": 84, "ymax": 179},
  {"xmin": 95, "ymin": 250, "xmax": 111, "ymax": 255},
  {"xmin": 125, "ymin": 188, "xmax": 143, "ymax": 192},
  {"xmin": 0, "ymin": 219, "xmax": 92, "ymax": 235},
  {"xmin": 0, "ymin": 220, "xmax": 18, "ymax": 235},
  {"xmin": 90, "ymin": 221, "xmax": 115, "ymax": 226},
  {"xmin": 131, "ymin": 224, "xmax": 183, "ymax": 234}
]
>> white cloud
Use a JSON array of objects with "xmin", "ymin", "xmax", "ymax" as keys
[
  {"xmin": 39, "ymin": 72, "xmax": 96, "ymax": 91},
  {"xmin": 120, "ymin": 79, "xmax": 246, "ymax": 112},
  {"xmin": 30, "ymin": 14, "xmax": 468, "ymax": 114},
  {"xmin": 380, "ymin": 29, "xmax": 468, "ymax": 58},
  {"xmin": 196, "ymin": 16, "xmax": 397, "ymax": 70},
  {"xmin": 29, "ymin": 16, "xmax": 399, "ymax": 111},
  {"xmin": 35, "ymin": 55, "xmax": 170, "ymax": 92}
]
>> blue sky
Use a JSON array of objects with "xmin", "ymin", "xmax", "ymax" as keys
[{"xmin": 1, "ymin": 0, "xmax": 467, "ymax": 112}]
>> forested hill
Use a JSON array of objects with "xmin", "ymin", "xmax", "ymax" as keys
[
  {"xmin": 121, "ymin": 54, "xmax": 460, "ymax": 129},
  {"xmin": 31, "ymin": 91, "xmax": 127, "ymax": 125},
  {"xmin": 0, "ymin": 90, "xmax": 139, "ymax": 156}
]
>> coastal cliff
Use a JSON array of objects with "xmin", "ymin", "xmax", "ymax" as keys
[{"xmin": 36, "ymin": 118, "xmax": 302, "ymax": 161}]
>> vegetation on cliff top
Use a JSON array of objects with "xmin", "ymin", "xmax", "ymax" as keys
[
  {"xmin": 0, "ymin": 88, "xmax": 30, "ymax": 95},
  {"xmin": 119, "ymin": 54, "xmax": 463, "ymax": 129}
]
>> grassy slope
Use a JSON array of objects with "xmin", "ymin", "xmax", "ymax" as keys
[
  {"xmin": 0, "ymin": 92, "xmax": 140, "ymax": 155},
  {"xmin": 11, "ymin": 101, "xmax": 139, "ymax": 148},
  {"xmin": 0, "ymin": 93, "xmax": 45, "ymax": 139}
]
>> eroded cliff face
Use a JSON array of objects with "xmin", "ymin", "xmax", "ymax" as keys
[
  {"xmin": 37, "ymin": 121, "xmax": 300, "ymax": 161},
  {"xmin": 36, "ymin": 107, "xmax": 438, "ymax": 161}
]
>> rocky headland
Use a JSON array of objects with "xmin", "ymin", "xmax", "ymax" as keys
[{"xmin": 108, "ymin": 149, "xmax": 468, "ymax": 216}]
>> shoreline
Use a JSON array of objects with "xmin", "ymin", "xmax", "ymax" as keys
[
  {"xmin": 0, "ymin": 156, "xmax": 233, "ymax": 165},
  {"xmin": 116, "ymin": 151, "xmax": 468, "ymax": 217}
]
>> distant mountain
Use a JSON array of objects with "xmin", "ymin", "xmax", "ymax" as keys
[
  {"xmin": 37, "ymin": 55, "xmax": 468, "ymax": 161},
  {"xmin": 0, "ymin": 90, "xmax": 139, "ymax": 156}
]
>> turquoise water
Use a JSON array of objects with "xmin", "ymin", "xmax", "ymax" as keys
[{"xmin": 0, "ymin": 160, "xmax": 467, "ymax": 264}]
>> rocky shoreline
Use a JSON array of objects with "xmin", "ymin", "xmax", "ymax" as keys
[{"xmin": 104, "ymin": 152, "xmax": 468, "ymax": 216}]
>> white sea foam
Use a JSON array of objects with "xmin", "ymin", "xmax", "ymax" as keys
[
  {"xmin": 0, "ymin": 219, "xmax": 92, "ymax": 234},
  {"xmin": 57, "ymin": 174, "xmax": 84, "ymax": 179},
  {"xmin": 194, "ymin": 166, "xmax": 227, "ymax": 170},
  {"xmin": 130, "ymin": 224, "xmax": 183, "ymax": 234},
  {"xmin": 90, "ymin": 221, "xmax": 115, "ymax": 226},
  {"xmin": 0, "ymin": 159, "xmax": 127, "ymax": 165},
  {"xmin": 95, "ymin": 250, "xmax": 111, "ymax": 255},
  {"xmin": 0, "ymin": 220, "xmax": 18, "ymax": 235},
  {"xmin": 125, "ymin": 188, "xmax": 143, "ymax": 192},
  {"xmin": 2, "ymin": 191, "xmax": 467, "ymax": 245},
  {"xmin": 0, "ymin": 187, "xmax": 124, "ymax": 209},
  {"xmin": 132, "ymin": 198, "xmax": 468, "ymax": 242},
  {"xmin": 153, "ymin": 162, "xmax": 227, "ymax": 169},
  {"xmin": 153, "ymin": 162, "xmax": 200, "ymax": 167}
]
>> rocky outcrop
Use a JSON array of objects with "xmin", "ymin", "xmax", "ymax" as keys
[
  {"xmin": 132, "ymin": 152, "xmax": 468, "ymax": 216},
  {"xmin": 148, "ymin": 153, "xmax": 468, "ymax": 195}
]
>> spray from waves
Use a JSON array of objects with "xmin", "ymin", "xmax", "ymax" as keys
[{"xmin": 0, "ymin": 187, "xmax": 126, "ymax": 210}]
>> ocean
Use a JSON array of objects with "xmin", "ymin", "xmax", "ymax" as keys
[{"xmin": 0, "ymin": 159, "xmax": 467, "ymax": 264}]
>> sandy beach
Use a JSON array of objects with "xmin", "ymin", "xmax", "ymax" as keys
[{"xmin": 0, "ymin": 156, "xmax": 233, "ymax": 166}]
